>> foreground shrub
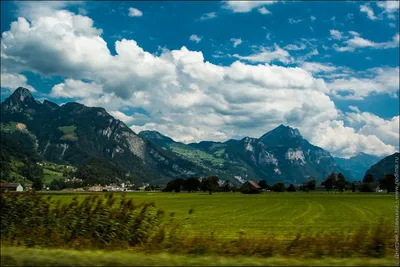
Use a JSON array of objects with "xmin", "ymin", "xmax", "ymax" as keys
[{"xmin": 0, "ymin": 192, "xmax": 177, "ymax": 249}]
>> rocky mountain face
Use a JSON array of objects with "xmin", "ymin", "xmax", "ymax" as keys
[
  {"xmin": 365, "ymin": 152, "xmax": 399, "ymax": 181},
  {"xmin": 142, "ymin": 125, "xmax": 342, "ymax": 184},
  {"xmin": 1, "ymin": 88, "xmax": 203, "ymax": 184},
  {"xmin": 334, "ymin": 153, "xmax": 382, "ymax": 181}
]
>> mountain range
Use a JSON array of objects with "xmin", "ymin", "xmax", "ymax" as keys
[
  {"xmin": 0, "ymin": 87, "xmax": 391, "ymax": 185},
  {"xmin": 334, "ymin": 153, "xmax": 383, "ymax": 181}
]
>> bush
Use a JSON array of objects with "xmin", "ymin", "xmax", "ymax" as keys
[{"xmin": 0, "ymin": 192, "xmax": 176, "ymax": 249}]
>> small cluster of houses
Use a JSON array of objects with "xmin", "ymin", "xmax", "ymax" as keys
[
  {"xmin": 63, "ymin": 177, "xmax": 83, "ymax": 183},
  {"xmin": 86, "ymin": 183, "xmax": 151, "ymax": 192}
]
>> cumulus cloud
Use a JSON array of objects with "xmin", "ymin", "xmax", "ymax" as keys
[
  {"xmin": 128, "ymin": 7, "xmax": 143, "ymax": 17},
  {"xmin": 0, "ymin": 72, "xmax": 36, "ymax": 93},
  {"xmin": 222, "ymin": 1, "xmax": 276, "ymax": 13},
  {"xmin": 344, "ymin": 108, "xmax": 399, "ymax": 150},
  {"xmin": 310, "ymin": 16, "xmax": 316, "ymax": 21},
  {"xmin": 327, "ymin": 67, "xmax": 399, "ymax": 99},
  {"xmin": 309, "ymin": 120, "xmax": 396, "ymax": 158},
  {"xmin": 189, "ymin": 34, "xmax": 202, "ymax": 43},
  {"xmin": 1, "ymin": 6, "xmax": 397, "ymax": 158},
  {"xmin": 50, "ymin": 79, "xmax": 102, "ymax": 99}
]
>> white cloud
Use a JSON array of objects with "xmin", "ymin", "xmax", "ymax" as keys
[
  {"xmin": 330, "ymin": 29, "xmax": 344, "ymax": 40},
  {"xmin": 258, "ymin": 7, "xmax": 271, "ymax": 15},
  {"xmin": 233, "ymin": 44, "xmax": 292, "ymax": 64},
  {"xmin": 109, "ymin": 110, "xmax": 151, "ymax": 125},
  {"xmin": 389, "ymin": 22, "xmax": 396, "ymax": 28},
  {"xmin": 222, "ymin": 1, "xmax": 276, "ymax": 13},
  {"xmin": 334, "ymin": 33, "xmax": 399, "ymax": 52},
  {"xmin": 348, "ymin": 31, "xmax": 360, "ymax": 37},
  {"xmin": 345, "ymin": 109, "xmax": 399, "ymax": 149},
  {"xmin": 309, "ymin": 120, "xmax": 396, "ymax": 158},
  {"xmin": 348, "ymin": 105, "xmax": 360, "ymax": 113},
  {"xmin": 301, "ymin": 62, "xmax": 337, "ymax": 73},
  {"xmin": 50, "ymin": 79, "xmax": 102, "ymax": 99},
  {"xmin": 360, "ymin": 4, "xmax": 377, "ymax": 20},
  {"xmin": 230, "ymin": 38, "xmax": 242, "ymax": 48},
  {"xmin": 189, "ymin": 34, "xmax": 202, "ymax": 43},
  {"xmin": 376, "ymin": 1, "xmax": 399, "ymax": 19},
  {"xmin": 327, "ymin": 67, "xmax": 399, "ymax": 99},
  {"xmin": 0, "ymin": 72, "xmax": 36, "ymax": 92},
  {"xmin": 310, "ymin": 16, "xmax": 316, "ymax": 21},
  {"xmin": 199, "ymin": 12, "xmax": 217, "ymax": 21},
  {"xmin": 284, "ymin": 43, "xmax": 306, "ymax": 51},
  {"xmin": 128, "ymin": 7, "xmax": 143, "ymax": 17},
  {"xmin": 288, "ymin": 18, "xmax": 303, "ymax": 24}
]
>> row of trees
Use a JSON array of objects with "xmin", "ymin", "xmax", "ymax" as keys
[{"xmin": 164, "ymin": 176, "xmax": 223, "ymax": 195}]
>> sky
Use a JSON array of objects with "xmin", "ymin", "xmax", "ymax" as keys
[{"xmin": 0, "ymin": 0, "xmax": 399, "ymax": 158}]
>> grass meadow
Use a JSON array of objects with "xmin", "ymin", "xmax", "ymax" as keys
[
  {"xmin": 40, "ymin": 191, "xmax": 395, "ymax": 240},
  {"xmin": 2, "ymin": 191, "xmax": 397, "ymax": 266}
]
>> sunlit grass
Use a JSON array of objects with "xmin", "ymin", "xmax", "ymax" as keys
[{"xmin": 1, "ymin": 246, "xmax": 397, "ymax": 266}]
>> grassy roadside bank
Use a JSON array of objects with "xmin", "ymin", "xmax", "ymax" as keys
[{"xmin": 1, "ymin": 246, "xmax": 398, "ymax": 266}]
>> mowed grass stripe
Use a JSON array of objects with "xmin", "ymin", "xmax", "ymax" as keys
[{"xmin": 41, "ymin": 192, "xmax": 394, "ymax": 239}]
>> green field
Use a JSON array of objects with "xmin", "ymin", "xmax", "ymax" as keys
[
  {"xmin": 43, "ymin": 168, "xmax": 63, "ymax": 184},
  {"xmin": 42, "ymin": 192, "xmax": 395, "ymax": 239},
  {"xmin": 1, "ymin": 247, "xmax": 397, "ymax": 266}
]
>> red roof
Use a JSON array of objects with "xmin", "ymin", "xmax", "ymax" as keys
[{"xmin": 247, "ymin": 181, "xmax": 261, "ymax": 189}]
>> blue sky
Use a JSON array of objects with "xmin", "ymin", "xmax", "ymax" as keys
[{"xmin": 0, "ymin": 0, "xmax": 399, "ymax": 158}]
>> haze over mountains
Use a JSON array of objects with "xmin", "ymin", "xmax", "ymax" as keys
[{"xmin": 1, "ymin": 87, "xmax": 393, "ymax": 185}]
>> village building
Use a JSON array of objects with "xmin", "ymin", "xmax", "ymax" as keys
[
  {"xmin": 240, "ymin": 180, "xmax": 261, "ymax": 194},
  {"xmin": 1, "ymin": 183, "xmax": 24, "ymax": 192},
  {"xmin": 88, "ymin": 185, "xmax": 103, "ymax": 192}
]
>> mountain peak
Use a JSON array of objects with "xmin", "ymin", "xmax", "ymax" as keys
[
  {"xmin": 258, "ymin": 124, "xmax": 304, "ymax": 148},
  {"xmin": 10, "ymin": 87, "xmax": 34, "ymax": 102},
  {"xmin": 1, "ymin": 87, "xmax": 38, "ymax": 112},
  {"xmin": 260, "ymin": 124, "xmax": 302, "ymax": 140}
]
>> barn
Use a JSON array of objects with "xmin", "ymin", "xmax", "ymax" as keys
[
  {"xmin": 1, "ymin": 183, "xmax": 24, "ymax": 192},
  {"xmin": 240, "ymin": 181, "xmax": 261, "ymax": 194}
]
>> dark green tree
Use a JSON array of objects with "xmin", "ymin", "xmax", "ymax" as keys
[
  {"xmin": 271, "ymin": 182, "xmax": 285, "ymax": 192},
  {"xmin": 202, "ymin": 176, "xmax": 219, "ymax": 195},
  {"xmin": 335, "ymin": 172, "xmax": 346, "ymax": 192},
  {"xmin": 307, "ymin": 179, "xmax": 316, "ymax": 191},
  {"xmin": 324, "ymin": 173, "xmax": 334, "ymax": 192},
  {"xmin": 32, "ymin": 178, "xmax": 44, "ymax": 191},
  {"xmin": 287, "ymin": 184, "xmax": 296, "ymax": 192},
  {"xmin": 223, "ymin": 179, "xmax": 232, "ymax": 192},
  {"xmin": 186, "ymin": 177, "xmax": 201, "ymax": 192},
  {"xmin": 363, "ymin": 174, "xmax": 375, "ymax": 183},
  {"xmin": 258, "ymin": 180, "xmax": 268, "ymax": 189},
  {"xmin": 361, "ymin": 173, "xmax": 376, "ymax": 192},
  {"xmin": 379, "ymin": 174, "xmax": 396, "ymax": 193}
]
